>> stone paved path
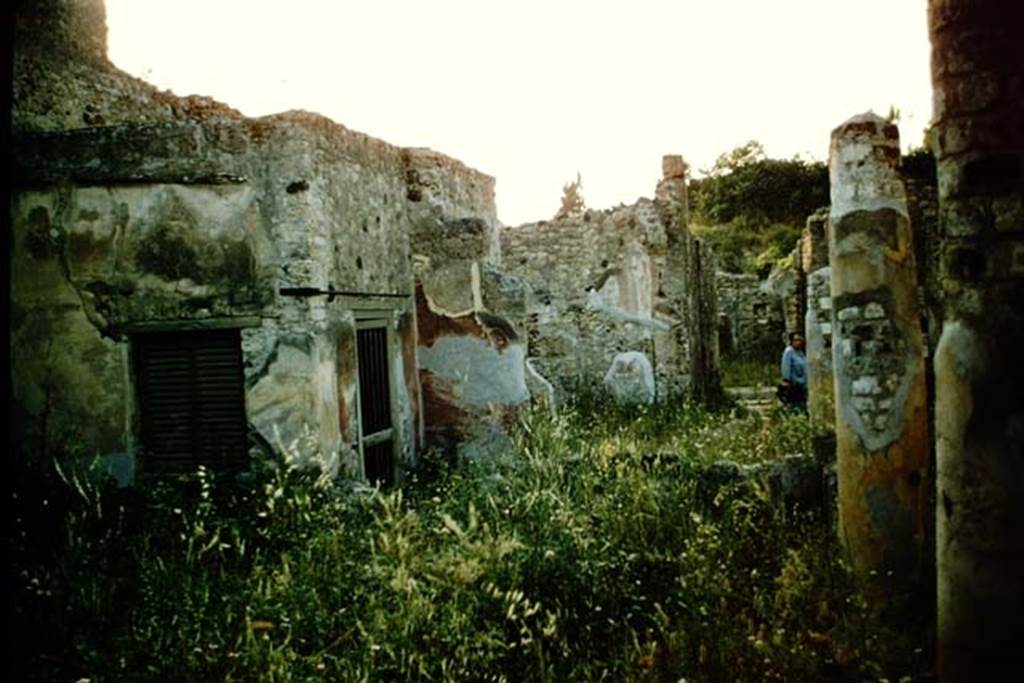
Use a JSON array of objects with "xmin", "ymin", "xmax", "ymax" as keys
[{"xmin": 726, "ymin": 385, "xmax": 778, "ymax": 416}]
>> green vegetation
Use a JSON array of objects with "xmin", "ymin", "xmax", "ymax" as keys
[
  {"xmin": 12, "ymin": 402, "xmax": 930, "ymax": 681},
  {"xmin": 720, "ymin": 357, "xmax": 779, "ymax": 389},
  {"xmin": 689, "ymin": 140, "xmax": 937, "ymax": 278},
  {"xmin": 688, "ymin": 141, "xmax": 828, "ymax": 276},
  {"xmin": 691, "ymin": 218, "xmax": 805, "ymax": 277},
  {"xmin": 689, "ymin": 142, "xmax": 829, "ymax": 228}
]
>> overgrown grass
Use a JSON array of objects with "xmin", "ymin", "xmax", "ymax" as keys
[
  {"xmin": 720, "ymin": 357, "xmax": 779, "ymax": 388},
  {"xmin": 11, "ymin": 403, "xmax": 930, "ymax": 681},
  {"xmin": 567, "ymin": 391, "xmax": 816, "ymax": 467}
]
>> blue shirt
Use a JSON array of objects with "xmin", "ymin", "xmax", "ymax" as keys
[{"xmin": 781, "ymin": 346, "xmax": 807, "ymax": 387}]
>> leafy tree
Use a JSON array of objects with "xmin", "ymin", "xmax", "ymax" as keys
[
  {"xmin": 555, "ymin": 172, "xmax": 585, "ymax": 220},
  {"xmin": 688, "ymin": 141, "xmax": 828, "ymax": 275},
  {"xmin": 703, "ymin": 140, "xmax": 766, "ymax": 178},
  {"xmin": 689, "ymin": 142, "xmax": 828, "ymax": 229}
]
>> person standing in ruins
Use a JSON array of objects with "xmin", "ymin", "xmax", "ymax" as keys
[{"xmin": 778, "ymin": 332, "xmax": 807, "ymax": 413}]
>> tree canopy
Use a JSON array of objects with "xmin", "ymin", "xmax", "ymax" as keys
[{"xmin": 689, "ymin": 143, "xmax": 829, "ymax": 228}]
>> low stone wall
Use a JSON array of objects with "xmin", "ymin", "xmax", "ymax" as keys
[
  {"xmin": 500, "ymin": 158, "xmax": 719, "ymax": 403},
  {"xmin": 501, "ymin": 200, "xmax": 671, "ymax": 400},
  {"xmin": 715, "ymin": 272, "xmax": 785, "ymax": 362}
]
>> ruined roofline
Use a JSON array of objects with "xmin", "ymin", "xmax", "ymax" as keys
[
  {"xmin": 246, "ymin": 112, "xmax": 496, "ymax": 189},
  {"xmin": 13, "ymin": 1, "xmax": 495, "ymax": 197},
  {"xmin": 504, "ymin": 154, "xmax": 688, "ymax": 230},
  {"xmin": 506, "ymin": 201, "xmax": 646, "ymax": 231},
  {"xmin": 402, "ymin": 146, "xmax": 496, "ymax": 190}
]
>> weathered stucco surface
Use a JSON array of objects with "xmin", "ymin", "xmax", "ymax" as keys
[
  {"xmin": 715, "ymin": 271, "xmax": 785, "ymax": 363},
  {"xmin": 10, "ymin": 0, "xmax": 508, "ymax": 481},
  {"xmin": 501, "ymin": 157, "xmax": 719, "ymax": 403},
  {"xmin": 828, "ymin": 113, "xmax": 930, "ymax": 609},
  {"xmin": 928, "ymin": 1, "xmax": 1024, "ymax": 677},
  {"xmin": 603, "ymin": 351, "xmax": 656, "ymax": 404},
  {"xmin": 11, "ymin": 1, "xmax": 721, "ymax": 482},
  {"xmin": 405, "ymin": 147, "xmax": 530, "ymax": 456}
]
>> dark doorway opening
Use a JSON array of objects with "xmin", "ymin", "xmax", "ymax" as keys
[{"xmin": 356, "ymin": 323, "xmax": 394, "ymax": 486}]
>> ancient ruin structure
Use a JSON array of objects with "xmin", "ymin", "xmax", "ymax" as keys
[
  {"xmin": 827, "ymin": 114, "xmax": 930, "ymax": 605},
  {"xmin": 9, "ymin": 1, "xmax": 719, "ymax": 483},
  {"xmin": 802, "ymin": 209, "xmax": 834, "ymax": 426},
  {"xmin": 501, "ymin": 156, "xmax": 720, "ymax": 405},
  {"xmin": 928, "ymin": 0, "xmax": 1024, "ymax": 676},
  {"xmin": 9, "ymin": 0, "xmax": 527, "ymax": 481},
  {"xmin": 714, "ymin": 271, "xmax": 785, "ymax": 364}
]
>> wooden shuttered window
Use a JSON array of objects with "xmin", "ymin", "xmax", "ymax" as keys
[
  {"xmin": 134, "ymin": 329, "xmax": 249, "ymax": 473},
  {"xmin": 356, "ymin": 324, "xmax": 394, "ymax": 487}
]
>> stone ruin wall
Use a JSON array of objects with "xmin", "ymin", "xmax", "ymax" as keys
[
  {"xmin": 802, "ymin": 210, "xmax": 834, "ymax": 425},
  {"xmin": 11, "ymin": 114, "xmax": 432, "ymax": 479},
  {"xmin": 10, "ymin": 0, "xmax": 525, "ymax": 478},
  {"xmin": 404, "ymin": 149, "xmax": 531, "ymax": 459},
  {"xmin": 714, "ymin": 272, "xmax": 786, "ymax": 363},
  {"xmin": 927, "ymin": 1, "xmax": 1024, "ymax": 672},
  {"xmin": 500, "ymin": 159, "xmax": 720, "ymax": 404},
  {"xmin": 11, "ymin": 0, "xmax": 722, "ymax": 480},
  {"xmin": 501, "ymin": 201, "xmax": 670, "ymax": 402}
]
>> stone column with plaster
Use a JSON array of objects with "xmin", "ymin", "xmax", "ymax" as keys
[
  {"xmin": 655, "ymin": 155, "xmax": 692, "ymax": 398},
  {"xmin": 827, "ymin": 114, "xmax": 930, "ymax": 608},
  {"xmin": 656, "ymin": 154, "xmax": 721, "ymax": 403},
  {"xmin": 928, "ymin": 1, "xmax": 1024, "ymax": 677},
  {"xmin": 803, "ymin": 209, "xmax": 834, "ymax": 427}
]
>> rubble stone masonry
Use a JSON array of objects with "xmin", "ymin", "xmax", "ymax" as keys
[
  {"xmin": 928, "ymin": 1, "xmax": 1024, "ymax": 677},
  {"xmin": 827, "ymin": 113, "xmax": 930, "ymax": 610}
]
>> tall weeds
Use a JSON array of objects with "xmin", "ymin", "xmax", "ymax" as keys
[{"xmin": 10, "ymin": 403, "xmax": 930, "ymax": 681}]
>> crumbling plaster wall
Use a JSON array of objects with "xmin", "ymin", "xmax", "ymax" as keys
[
  {"xmin": 499, "ymin": 160, "xmax": 719, "ymax": 402},
  {"xmin": 10, "ymin": 115, "xmax": 428, "ymax": 478},
  {"xmin": 405, "ymin": 149, "xmax": 530, "ymax": 457},
  {"xmin": 10, "ymin": 0, "xmax": 511, "ymax": 478},
  {"xmin": 501, "ymin": 201, "xmax": 670, "ymax": 400},
  {"xmin": 714, "ymin": 271, "xmax": 785, "ymax": 363}
]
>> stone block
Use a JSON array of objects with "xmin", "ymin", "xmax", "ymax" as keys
[
  {"xmin": 852, "ymin": 375, "xmax": 881, "ymax": 396},
  {"xmin": 864, "ymin": 302, "xmax": 886, "ymax": 319},
  {"xmin": 838, "ymin": 306, "xmax": 860, "ymax": 321},
  {"xmin": 603, "ymin": 351, "xmax": 655, "ymax": 404},
  {"xmin": 662, "ymin": 155, "xmax": 686, "ymax": 180}
]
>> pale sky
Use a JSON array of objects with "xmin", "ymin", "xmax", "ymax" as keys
[{"xmin": 104, "ymin": 0, "xmax": 933, "ymax": 226}]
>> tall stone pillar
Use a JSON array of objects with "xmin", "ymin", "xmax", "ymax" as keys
[
  {"xmin": 928, "ymin": 2, "xmax": 1024, "ymax": 677},
  {"xmin": 827, "ymin": 114, "xmax": 930, "ymax": 607},
  {"xmin": 656, "ymin": 155, "xmax": 721, "ymax": 404},
  {"xmin": 803, "ymin": 209, "xmax": 834, "ymax": 427}
]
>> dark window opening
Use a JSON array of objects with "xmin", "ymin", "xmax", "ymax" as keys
[
  {"xmin": 134, "ymin": 329, "xmax": 248, "ymax": 474},
  {"xmin": 357, "ymin": 324, "xmax": 394, "ymax": 487}
]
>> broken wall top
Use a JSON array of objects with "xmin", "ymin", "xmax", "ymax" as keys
[{"xmin": 12, "ymin": 0, "xmax": 495, "ymax": 220}]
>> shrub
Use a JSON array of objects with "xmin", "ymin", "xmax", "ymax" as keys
[{"xmin": 689, "ymin": 158, "xmax": 828, "ymax": 229}]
